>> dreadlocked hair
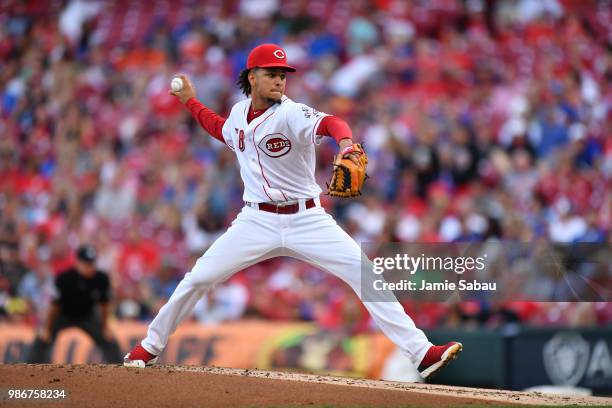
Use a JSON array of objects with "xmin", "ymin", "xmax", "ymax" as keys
[{"xmin": 237, "ymin": 68, "xmax": 254, "ymax": 96}]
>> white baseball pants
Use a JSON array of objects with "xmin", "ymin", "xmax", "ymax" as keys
[{"xmin": 141, "ymin": 202, "xmax": 432, "ymax": 365}]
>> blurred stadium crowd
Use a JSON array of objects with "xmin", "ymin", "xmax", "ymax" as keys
[{"xmin": 0, "ymin": 0, "xmax": 610, "ymax": 331}]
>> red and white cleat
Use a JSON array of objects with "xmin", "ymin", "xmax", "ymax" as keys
[
  {"xmin": 123, "ymin": 344, "xmax": 158, "ymax": 368},
  {"xmin": 418, "ymin": 342, "xmax": 463, "ymax": 380}
]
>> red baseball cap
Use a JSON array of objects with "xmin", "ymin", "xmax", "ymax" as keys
[{"xmin": 246, "ymin": 44, "xmax": 296, "ymax": 72}]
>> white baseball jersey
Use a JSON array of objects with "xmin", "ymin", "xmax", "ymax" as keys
[{"xmin": 221, "ymin": 95, "xmax": 329, "ymax": 202}]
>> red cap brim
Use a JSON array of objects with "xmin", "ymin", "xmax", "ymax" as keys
[{"xmin": 253, "ymin": 63, "xmax": 296, "ymax": 72}]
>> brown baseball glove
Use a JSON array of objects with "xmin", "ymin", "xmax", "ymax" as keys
[{"xmin": 327, "ymin": 143, "xmax": 368, "ymax": 197}]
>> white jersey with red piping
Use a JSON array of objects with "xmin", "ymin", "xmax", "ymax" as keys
[{"xmin": 221, "ymin": 95, "xmax": 330, "ymax": 203}]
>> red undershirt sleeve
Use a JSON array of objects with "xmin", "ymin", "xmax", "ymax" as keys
[
  {"xmin": 185, "ymin": 97, "xmax": 227, "ymax": 144},
  {"xmin": 315, "ymin": 115, "xmax": 353, "ymax": 144}
]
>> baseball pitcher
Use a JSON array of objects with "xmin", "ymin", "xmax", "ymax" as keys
[{"xmin": 124, "ymin": 44, "xmax": 462, "ymax": 380}]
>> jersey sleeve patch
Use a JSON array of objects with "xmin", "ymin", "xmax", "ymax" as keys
[
  {"xmin": 300, "ymin": 105, "xmax": 323, "ymax": 119},
  {"xmin": 287, "ymin": 102, "xmax": 329, "ymax": 145}
]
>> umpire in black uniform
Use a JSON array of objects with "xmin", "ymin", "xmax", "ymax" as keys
[{"xmin": 28, "ymin": 245, "xmax": 122, "ymax": 363}]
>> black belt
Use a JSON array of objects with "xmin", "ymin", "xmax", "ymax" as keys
[{"xmin": 246, "ymin": 199, "xmax": 316, "ymax": 214}]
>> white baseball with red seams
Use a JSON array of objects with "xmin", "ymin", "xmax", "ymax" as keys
[
  {"xmin": 139, "ymin": 92, "xmax": 433, "ymax": 368},
  {"xmin": 171, "ymin": 77, "xmax": 183, "ymax": 92}
]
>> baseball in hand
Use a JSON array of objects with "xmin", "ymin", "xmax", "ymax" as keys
[{"xmin": 171, "ymin": 77, "xmax": 183, "ymax": 92}]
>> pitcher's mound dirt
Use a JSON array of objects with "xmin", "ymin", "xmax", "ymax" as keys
[{"xmin": 1, "ymin": 364, "xmax": 610, "ymax": 407}]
